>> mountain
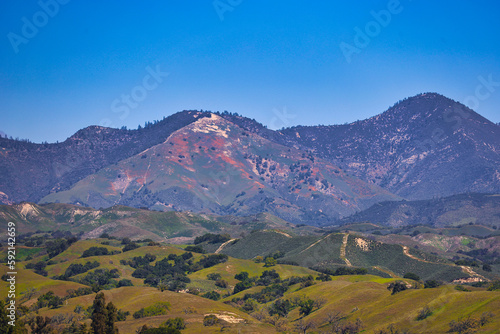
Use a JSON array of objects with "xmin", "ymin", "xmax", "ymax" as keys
[
  {"xmin": 0, "ymin": 111, "xmax": 208, "ymax": 204},
  {"xmin": 1, "ymin": 93, "xmax": 499, "ymax": 224},
  {"xmin": 38, "ymin": 114, "xmax": 398, "ymax": 224},
  {"xmin": 334, "ymin": 193, "xmax": 500, "ymax": 228},
  {"xmin": 277, "ymin": 93, "xmax": 500, "ymax": 199}
]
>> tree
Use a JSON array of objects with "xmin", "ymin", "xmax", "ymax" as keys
[
  {"xmin": 299, "ymin": 299, "xmax": 315, "ymax": 316},
  {"xmin": 0, "ymin": 301, "xmax": 12, "ymax": 334},
  {"xmin": 269, "ymin": 299, "xmax": 293, "ymax": 318},
  {"xmin": 20, "ymin": 287, "xmax": 37, "ymax": 301},
  {"xmin": 294, "ymin": 319, "xmax": 316, "ymax": 334},
  {"xmin": 387, "ymin": 281, "xmax": 407, "ymax": 295},
  {"xmin": 30, "ymin": 316, "xmax": 52, "ymax": 334},
  {"xmin": 316, "ymin": 272, "xmax": 332, "ymax": 281},
  {"xmin": 91, "ymin": 293, "xmax": 107, "ymax": 334},
  {"xmin": 48, "ymin": 295, "xmax": 63, "ymax": 309},
  {"xmin": 325, "ymin": 310, "xmax": 345, "ymax": 326},
  {"xmin": 106, "ymin": 302, "xmax": 119, "ymax": 334},
  {"xmin": 424, "ymin": 280, "xmax": 441, "ymax": 289},
  {"xmin": 234, "ymin": 271, "xmax": 249, "ymax": 281},
  {"xmin": 264, "ymin": 257, "xmax": 277, "ymax": 267},
  {"xmin": 201, "ymin": 291, "xmax": 221, "ymax": 301},
  {"xmin": 403, "ymin": 272, "xmax": 420, "ymax": 281},
  {"xmin": 416, "ymin": 306, "xmax": 433, "ymax": 321},
  {"xmin": 161, "ymin": 317, "xmax": 186, "ymax": 330},
  {"xmin": 203, "ymin": 315, "xmax": 220, "ymax": 326}
]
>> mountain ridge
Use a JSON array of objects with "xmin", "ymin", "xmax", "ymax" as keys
[
  {"xmin": 39, "ymin": 113, "xmax": 398, "ymax": 224},
  {"xmin": 1, "ymin": 93, "xmax": 499, "ymax": 225}
]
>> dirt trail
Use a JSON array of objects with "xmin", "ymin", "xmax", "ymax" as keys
[
  {"xmin": 299, "ymin": 233, "xmax": 332, "ymax": 254},
  {"xmin": 264, "ymin": 229, "xmax": 292, "ymax": 238},
  {"xmin": 402, "ymin": 246, "xmax": 488, "ymax": 282},
  {"xmin": 373, "ymin": 266, "xmax": 398, "ymax": 278},
  {"xmin": 215, "ymin": 239, "xmax": 236, "ymax": 254},
  {"xmin": 460, "ymin": 265, "xmax": 488, "ymax": 281},
  {"xmin": 402, "ymin": 246, "xmax": 431, "ymax": 263},
  {"xmin": 340, "ymin": 233, "xmax": 352, "ymax": 267}
]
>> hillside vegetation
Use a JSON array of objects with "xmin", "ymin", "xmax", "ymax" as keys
[{"xmin": 2, "ymin": 235, "xmax": 500, "ymax": 333}]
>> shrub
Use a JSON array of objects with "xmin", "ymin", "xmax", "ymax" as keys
[
  {"xmin": 264, "ymin": 257, "xmax": 277, "ymax": 267},
  {"xmin": 77, "ymin": 268, "xmax": 120, "ymax": 291},
  {"xmin": 203, "ymin": 315, "xmax": 220, "ymax": 326},
  {"xmin": 207, "ymin": 273, "xmax": 222, "ymax": 281},
  {"xmin": 299, "ymin": 299, "xmax": 315, "ymax": 316},
  {"xmin": 316, "ymin": 273, "xmax": 332, "ymax": 281},
  {"xmin": 403, "ymin": 272, "xmax": 420, "ymax": 281},
  {"xmin": 269, "ymin": 299, "xmax": 293, "ymax": 317},
  {"xmin": 454, "ymin": 285, "xmax": 470, "ymax": 292},
  {"xmin": 36, "ymin": 291, "xmax": 63, "ymax": 309},
  {"xmin": 198, "ymin": 254, "xmax": 228, "ymax": 268},
  {"xmin": 161, "ymin": 317, "xmax": 186, "ymax": 330},
  {"xmin": 118, "ymin": 279, "xmax": 133, "ymax": 287},
  {"xmin": 82, "ymin": 247, "xmax": 109, "ymax": 258},
  {"xmin": 234, "ymin": 272, "xmax": 249, "ymax": 281},
  {"xmin": 424, "ymin": 280, "xmax": 441, "ymax": 289},
  {"xmin": 215, "ymin": 279, "xmax": 228, "ymax": 288},
  {"xmin": 184, "ymin": 245, "xmax": 205, "ymax": 253},
  {"xmin": 387, "ymin": 281, "xmax": 407, "ymax": 295},
  {"xmin": 234, "ymin": 280, "xmax": 253, "ymax": 294},
  {"xmin": 202, "ymin": 291, "xmax": 221, "ymax": 301},
  {"xmin": 133, "ymin": 302, "xmax": 171, "ymax": 319},
  {"xmin": 416, "ymin": 306, "xmax": 433, "ymax": 320},
  {"xmin": 61, "ymin": 261, "xmax": 100, "ymax": 278},
  {"xmin": 194, "ymin": 233, "xmax": 230, "ymax": 245},
  {"xmin": 487, "ymin": 280, "xmax": 500, "ymax": 291},
  {"xmin": 123, "ymin": 242, "xmax": 140, "ymax": 252}
]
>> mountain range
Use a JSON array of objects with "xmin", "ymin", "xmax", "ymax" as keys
[{"xmin": 1, "ymin": 93, "xmax": 499, "ymax": 225}]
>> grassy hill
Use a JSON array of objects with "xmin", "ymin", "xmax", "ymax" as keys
[
  {"xmin": 280, "ymin": 276, "xmax": 500, "ymax": 333},
  {"xmin": 3, "ymin": 237, "xmax": 500, "ymax": 333},
  {"xmin": 0, "ymin": 202, "xmax": 320, "ymax": 243},
  {"xmin": 219, "ymin": 231, "xmax": 495, "ymax": 282}
]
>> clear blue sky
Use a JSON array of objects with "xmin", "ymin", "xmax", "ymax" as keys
[{"xmin": 1, "ymin": 1, "xmax": 499, "ymax": 143}]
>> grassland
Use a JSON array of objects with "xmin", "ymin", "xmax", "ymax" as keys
[{"xmin": 3, "ymin": 236, "xmax": 500, "ymax": 333}]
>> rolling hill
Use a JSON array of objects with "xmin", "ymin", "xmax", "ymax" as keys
[
  {"xmin": 217, "ymin": 230, "xmax": 491, "ymax": 283},
  {"xmin": 334, "ymin": 193, "xmax": 500, "ymax": 229},
  {"xmin": 3, "ymin": 238, "xmax": 500, "ymax": 333},
  {"xmin": 0, "ymin": 202, "xmax": 321, "ymax": 243}
]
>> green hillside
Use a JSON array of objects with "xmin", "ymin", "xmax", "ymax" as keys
[
  {"xmin": 219, "ymin": 231, "xmax": 495, "ymax": 282},
  {"xmin": 0, "ymin": 202, "xmax": 320, "ymax": 243},
  {"xmin": 3, "ymin": 237, "xmax": 500, "ymax": 333}
]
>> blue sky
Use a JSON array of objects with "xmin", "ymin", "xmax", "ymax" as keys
[{"xmin": 1, "ymin": 1, "xmax": 499, "ymax": 143}]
